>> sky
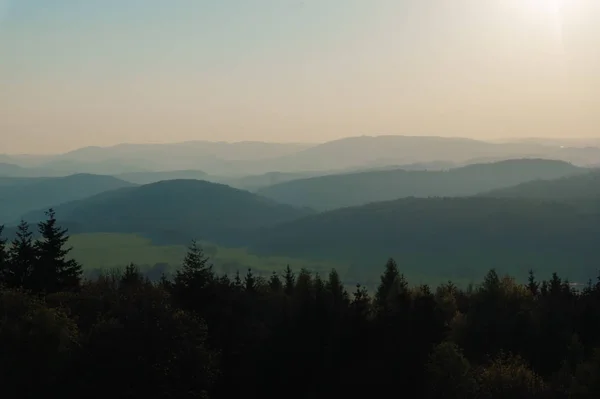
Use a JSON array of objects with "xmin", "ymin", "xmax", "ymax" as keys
[{"xmin": 1, "ymin": 0, "xmax": 599, "ymax": 154}]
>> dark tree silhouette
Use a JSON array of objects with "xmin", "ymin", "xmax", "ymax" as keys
[
  {"xmin": 33, "ymin": 209, "xmax": 82, "ymax": 293},
  {"xmin": 2, "ymin": 220, "xmax": 36, "ymax": 290}
]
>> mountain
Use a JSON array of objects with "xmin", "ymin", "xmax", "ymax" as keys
[
  {"xmin": 116, "ymin": 169, "xmax": 325, "ymax": 191},
  {"xmin": 46, "ymin": 141, "xmax": 315, "ymax": 175},
  {"xmin": 249, "ymin": 197, "xmax": 600, "ymax": 284},
  {"xmin": 0, "ymin": 176, "xmax": 50, "ymax": 187},
  {"xmin": 222, "ymin": 171, "xmax": 327, "ymax": 192},
  {"xmin": 21, "ymin": 179, "xmax": 313, "ymax": 246},
  {"xmin": 0, "ymin": 162, "xmax": 66, "ymax": 178},
  {"xmin": 216, "ymin": 135, "xmax": 553, "ymax": 174},
  {"xmin": 37, "ymin": 159, "xmax": 151, "ymax": 175},
  {"xmin": 117, "ymin": 170, "xmax": 211, "ymax": 185},
  {"xmin": 0, "ymin": 174, "xmax": 136, "ymax": 223},
  {"xmin": 0, "ymin": 163, "xmax": 28, "ymax": 176},
  {"xmin": 480, "ymin": 169, "xmax": 600, "ymax": 201},
  {"xmin": 7, "ymin": 136, "xmax": 600, "ymax": 177},
  {"xmin": 257, "ymin": 159, "xmax": 585, "ymax": 211}
]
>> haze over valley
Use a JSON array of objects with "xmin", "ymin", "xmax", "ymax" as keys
[{"xmin": 1, "ymin": 135, "xmax": 600, "ymax": 286}]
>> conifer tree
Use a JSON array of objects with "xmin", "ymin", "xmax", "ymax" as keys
[
  {"xmin": 172, "ymin": 240, "xmax": 215, "ymax": 314},
  {"xmin": 0, "ymin": 225, "xmax": 7, "ymax": 285},
  {"xmin": 174, "ymin": 239, "xmax": 213, "ymax": 290},
  {"xmin": 549, "ymin": 272, "xmax": 562, "ymax": 296},
  {"xmin": 481, "ymin": 269, "xmax": 500, "ymax": 294},
  {"xmin": 527, "ymin": 269, "xmax": 539, "ymax": 297},
  {"xmin": 33, "ymin": 209, "xmax": 82, "ymax": 293},
  {"xmin": 121, "ymin": 263, "xmax": 143, "ymax": 288},
  {"xmin": 326, "ymin": 269, "xmax": 347, "ymax": 308},
  {"xmin": 351, "ymin": 284, "xmax": 371, "ymax": 321},
  {"xmin": 4, "ymin": 220, "xmax": 36, "ymax": 290},
  {"xmin": 268, "ymin": 271, "xmax": 283, "ymax": 293},
  {"xmin": 374, "ymin": 258, "xmax": 400, "ymax": 314},
  {"xmin": 233, "ymin": 270, "xmax": 242, "ymax": 288},
  {"xmin": 283, "ymin": 265, "xmax": 295, "ymax": 296},
  {"xmin": 314, "ymin": 272, "xmax": 325, "ymax": 306},
  {"xmin": 244, "ymin": 268, "xmax": 256, "ymax": 292}
]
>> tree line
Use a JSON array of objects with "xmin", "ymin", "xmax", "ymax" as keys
[{"xmin": 2, "ymin": 211, "xmax": 600, "ymax": 398}]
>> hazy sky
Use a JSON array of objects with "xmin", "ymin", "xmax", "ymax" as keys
[{"xmin": 1, "ymin": 0, "xmax": 599, "ymax": 154}]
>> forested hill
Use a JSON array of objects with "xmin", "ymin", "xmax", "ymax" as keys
[
  {"xmin": 257, "ymin": 159, "xmax": 584, "ymax": 210},
  {"xmin": 0, "ymin": 174, "xmax": 135, "ymax": 223},
  {"xmin": 21, "ymin": 179, "xmax": 313, "ymax": 246},
  {"xmin": 249, "ymin": 196, "xmax": 600, "ymax": 284},
  {"xmin": 116, "ymin": 170, "xmax": 210, "ymax": 185},
  {"xmin": 480, "ymin": 169, "xmax": 600, "ymax": 200}
]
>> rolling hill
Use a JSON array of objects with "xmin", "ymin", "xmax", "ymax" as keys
[
  {"xmin": 480, "ymin": 169, "xmax": 600, "ymax": 200},
  {"xmin": 257, "ymin": 159, "xmax": 585, "ymax": 210},
  {"xmin": 249, "ymin": 196, "xmax": 600, "ymax": 285},
  {"xmin": 0, "ymin": 174, "xmax": 136, "ymax": 223},
  {"xmin": 117, "ymin": 170, "xmax": 211, "ymax": 185},
  {"xmin": 6, "ymin": 136, "xmax": 600, "ymax": 177},
  {"xmin": 222, "ymin": 171, "xmax": 327, "ymax": 191},
  {"xmin": 38, "ymin": 141, "xmax": 315, "ymax": 175},
  {"xmin": 21, "ymin": 179, "xmax": 313, "ymax": 246},
  {"xmin": 0, "ymin": 162, "xmax": 67, "ymax": 178}
]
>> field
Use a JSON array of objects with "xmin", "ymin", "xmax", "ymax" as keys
[
  {"xmin": 67, "ymin": 233, "xmax": 482, "ymax": 290},
  {"xmin": 68, "ymin": 233, "xmax": 346, "ymax": 280}
]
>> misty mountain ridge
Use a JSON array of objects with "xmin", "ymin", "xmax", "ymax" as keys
[
  {"xmin": 3, "ymin": 135, "xmax": 600, "ymax": 177},
  {"xmin": 257, "ymin": 158, "xmax": 585, "ymax": 210},
  {"xmin": 480, "ymin": 168, "xmax": 600, "ymax": 201}
]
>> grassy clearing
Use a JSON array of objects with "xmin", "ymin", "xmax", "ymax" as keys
[
  {"xmin": 68, "ymin": 233, "xmax": 346, "ymax": 279},
  {"xmin": 68, "ymin": 233, "xmax": 479, "ymax": 289}
]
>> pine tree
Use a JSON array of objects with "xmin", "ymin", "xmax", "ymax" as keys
[
  {"xmin": 374, "ymin": 258, "xmax": 400, "ymax": 314},
  {"xmin": 326, "ymin": 269, "xmax": 347, "ymax": 308},
  {"xmin": 283, "ymin": 265, "xmax": 295, "ymax": 296},
  {"xmin": 174, "ymin": 239, "xmax": 213, "ymax": 290},
  {"xmin": 549, "ymin": 272, "xmax": 562, "ymax": 296},
  {"xmin": 481, "ymin": 269, "xmax": 500, "ymax": 294},
  {"xmin": 234, "ymin": 270, "xmax": 242, "ymax": 289},
  {"xmin": 527, "ymin": 269, "xmax": 539, "ymax": 297},
  {"xmin": 4, "ymin": 220, "xmax": 37, "ymax": 290},
  {"xmin": 244, "ymin": 268, "xmax": 256, "ymax": 292},
  {"xmin": 0, "ymin": 225, "xmax": 7, "ymax": 285},
  {"xmin": 33, "ymin": 209, "xmax": 82, "ymax": 293},
  {"xmin": 121, "ymin": 263, "xmax": 143, "ymax": 288},
  {"xmin": 268, "ymin": 271, "xmax": 283, "ymax": 293},
  {"xmin": 351, "ymin": 284, "xmax": 371, "ymax": 321},
  {"xmin": 172, "ymin": 240, "xmax": 216, "ymax": 314}
]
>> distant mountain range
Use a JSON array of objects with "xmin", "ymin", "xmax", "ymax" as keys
[
  {"xmin": 3, "ymin": 135, "xmax": 600, "ymax": 177},
  {"xmin": 3, "ymin": 150, "xmax": 600, "ymax": 285},
  {"xmin": 257, "ymin": 159, "xmax": 585, "ymax": 210}
]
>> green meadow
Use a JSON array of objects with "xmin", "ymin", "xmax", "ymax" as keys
[{"xmin": 68, "ymin": 233, "xmax": 346, "ymax": 279}]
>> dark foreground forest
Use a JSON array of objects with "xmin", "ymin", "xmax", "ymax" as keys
[{"xmin": 3, "ymin": 212, "xmax": 600, "ymax": 398}]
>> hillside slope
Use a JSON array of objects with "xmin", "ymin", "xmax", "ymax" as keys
[
  {"xmin": 117, "ymin": 170, "xmax": 211, "ymax": 185},
  {"xmin": 480, "ymin": 169, "xmax": 600, "ymax": 200},
  {"xmin": 249, "ymin": 197, "xmax": 600, "ymax": 284},
  {"xmin": 258, "ymin": 159, "xmax": 584, "ymax": 210},
  {"xmin": 21, "ymin": 179, "xmax": 313, "ymax": 246},
  {"xmin": 0, "ymin": 174, "xmax": 136, "ymax": 223}
]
